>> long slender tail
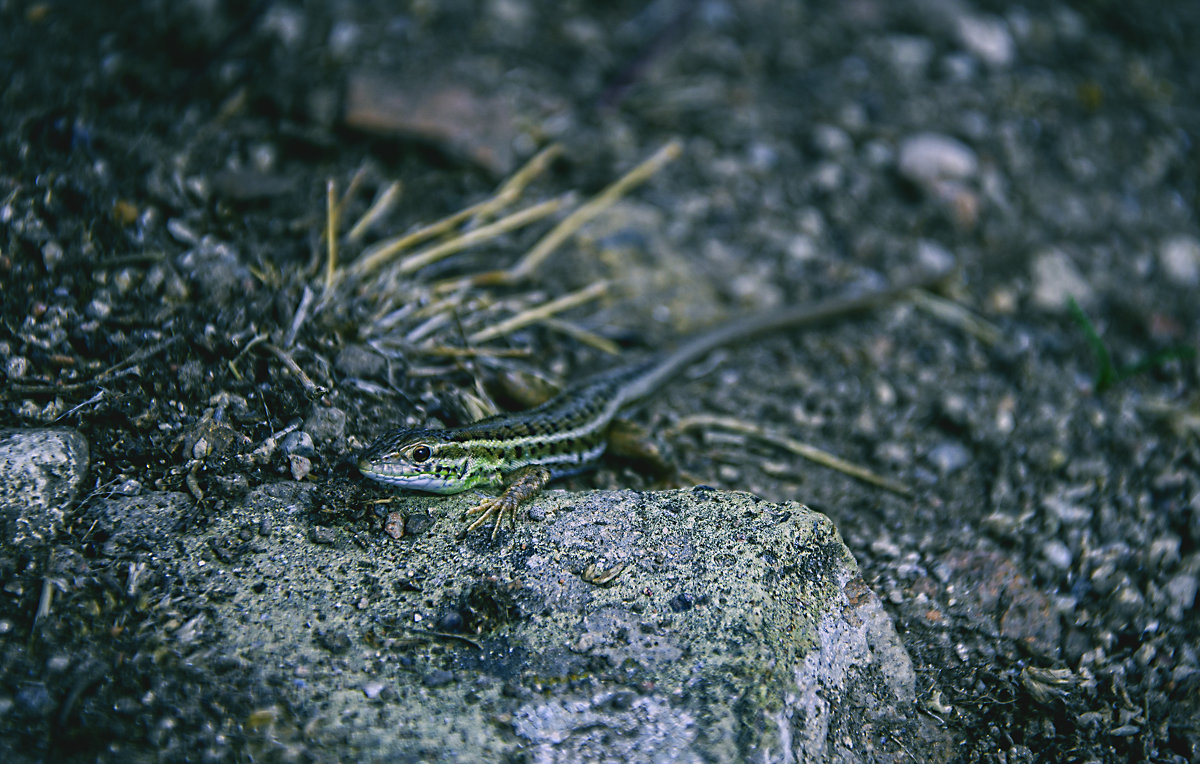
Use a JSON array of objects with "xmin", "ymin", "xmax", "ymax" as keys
[{"xmin": 619, "ymin": 265, "xmax": 955, "ymax": 406}]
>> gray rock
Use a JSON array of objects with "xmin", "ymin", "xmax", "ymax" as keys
[
  {"xmin": 170, "ymin": 485, "xmax": 949, "ymax": 762},
  {"xmin": 0, "ymin": 428, "xmax": 89, "ymax": 546},
  {"xmin": 280, "ymin": 430, "xmax": 315, "ymax": 458},
  {"xmin": 304, "ymin": 406, "xmax": 348, "ymax": 444}
]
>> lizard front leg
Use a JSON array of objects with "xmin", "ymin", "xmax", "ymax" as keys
[{"xmin": 465, "ymin": 465, "xmax": 551, "ymax": 540}]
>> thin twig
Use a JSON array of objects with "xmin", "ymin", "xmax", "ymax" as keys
[
  {"xmin": 468, "ymin": 281, "xmax": 609, "ymax": 344},
  {"xmin": 334, "ymin": 165, "xmax": 368, "ymax": 222},
  {"xmin": 672, "ymin": 414, "xmax": 913, "ymax": 497},
  {"xmin": 227, "ymin": 332, "xmax": 269, "ymax": 381},
  {"xmin": 285, "ymin": 285, "xmax": 316, "ymax": 349},
  {"xmin": 98, "ymin": 336, "xmax": 182, "ymax": 382},
  {"xmin": 53, "ymin": 390, "xmax": 106, "ymax": 422},
  {"xmin": 262, "ymin": 342, "xmax": 329, "ymax": 400}
]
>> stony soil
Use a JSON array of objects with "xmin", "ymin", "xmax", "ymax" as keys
[{"xmin": 2, "ymin": 1, "xmax": 1199, "ymax": 761}]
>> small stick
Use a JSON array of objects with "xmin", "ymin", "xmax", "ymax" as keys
[
  {"xmin": 97, "ymin": 336, "xmax": 182, "ymax": 382},
  {"xmin": 227, "ymin": 332, "xmax": 269, "ymax": 381},
  {"xmin": 262, "ymin": 342, "xmax": 328, "ymax": 400},
  {"xmin": 53, "ymin": 390, "xmax": 106, "ymax": 423},
  {"xmin": 334, "ymin": 165, "xmax": 368, "ymax": 222},
  {"xmin": 672, "ymin": 414, "xmax": 913, "ymax": 497},
  {"xmin": 284, "ymin": 285, "xmax": 316, "ymax": 349}
]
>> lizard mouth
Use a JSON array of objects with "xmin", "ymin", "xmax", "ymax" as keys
[{"xmin": 359, "ymin": 463, "xmax": 463, "ymax": 494}]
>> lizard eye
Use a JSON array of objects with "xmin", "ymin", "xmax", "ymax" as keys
[{"xmin": 410, "ymin": 445, "xmax": 432, "ymax": 463}]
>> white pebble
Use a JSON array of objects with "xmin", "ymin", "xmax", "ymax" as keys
[
  {"xmin": 956, "ymin": 15, "xmax": 1015, "ymax": 68},
  {"xmin": 1030, "ymin": 248, "xmax": 1092, "ymax": 311},
  {"xmin": 897, "ymin": 133, "xmax": 978, "ymax": 186},
  {"xmin": 1159, "ymin": 235, "xmax": 1200, "ymax": 286}
]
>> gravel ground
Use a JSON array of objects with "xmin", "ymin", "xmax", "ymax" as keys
[{"xmin": 2, "ymin": 0, "xmax": 1199, "ymax": 761}]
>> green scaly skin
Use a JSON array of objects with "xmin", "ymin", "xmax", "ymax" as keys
[{"xmin": 358, "ymin": 269, "xmax": 949, "ymax": 538}]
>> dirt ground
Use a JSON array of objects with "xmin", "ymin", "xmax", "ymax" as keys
[{"xmin": 2, "ymin": 1, "xmax": 1199, "ymax": 761}]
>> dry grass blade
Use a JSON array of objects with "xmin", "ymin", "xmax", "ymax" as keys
[
  {"xmin": 509, "ymin": 140, "xmax": 681, "ymax": 281},
  {"xmin": 453, "ymin": 140, "xmax": 682, "ymax": 290},
  {"xmin": 323, "ymin": 179, "xmax": 338, "ymax": 293},
  {"xmin": 350, "ymin": 198, "xmax": 494, "ymax": 277},
  {"xmin": 347, "ymin": 181, "xmax": 402, "ymax": 243},
  {"xmin": 469, "ymin": 143, "xmax": 562, "ymax": 226},
  {"xmin": 468, "ymin": 281, "xmax": 609, "ymax": 344},
  {"xmin": 911, "ymin": 290, "xmax": 1000, "ymax": 345},
  {"xmin": 672, "ymin": 414, "xmax": 913, "ymax": 496},
  {"xmin": 395, "ymin": 197, "xmax": 566, "ymax": 276},
  {"xmin": 538, "ymin": 318, "xmax": 622, "ymax": 355}
]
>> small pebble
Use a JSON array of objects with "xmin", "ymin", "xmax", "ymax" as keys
[
  {"xmin": 1043, "ymin": 540, "xmax": 1074, "ymax": 570},
  {"xmin": 403, "ymin": 513, "xmax": 433, "ymax": 537},
  {"xmin": 1030, "ymin": 249, "xmax": 1092, "ymax": 311},
  {"xmin": 280, "ymin": 430, "xmax": 315, "ymax": 458},
  {"xmin": 15, "ymin": 683, "xmax": 55, "ymax": 718},
  {"xmin": 897, "ymin": 133, "xmax": 978, "ymax": 186},
  {"xmin": 85, "ymin": 298, "xmax": 112, "ymax": 319},
  {"xmin": 289, "ymin": 454, "xmax": 313, "ymax": 481},
  {"xmin": 1159, "ymin": 235, "xmax": 1200, "ymax": 286},
  {"xmin": 384, "ymin": 512, "xmax": 405, "ymax": 539},
  {"xmin": 1042, "ymin": 495, "xmax": 1093, "ymax": 526},
  {"xmin": 304, "ymin": 407, "xmax": 347, "ymax": 444},
  {"xmin": 811, "ymin": 124, "xmax": 852, "ymax": 156},
  {"xmin": 41, "ymin": 241, "xmax": 65, "ymax": 271},
  {"xmin": 5, "ymin": 356, "xmax": 29, "ymax": 379},
  {"xmin": 884, "ymin": 35, "xmax": 934, "ymax": 81},
  {"xmin": 956, "ymin": 14, "xmax": 1015, "ymax": 68},
  {"xmin": 309, "ymin": 526, "xmax": 337, "ymax": 545},
  {"xmin": 1164, "ymin": 574, "xmax": 1197, "ymax": 615},
  {"xmin": 927, "ymin": 441, "xmax": 970, "ymax": 475}
]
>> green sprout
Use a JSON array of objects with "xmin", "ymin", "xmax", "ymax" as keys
[{"xmin": 1067, "ymin": 296, "xmax": 1195, "ymax": 393}]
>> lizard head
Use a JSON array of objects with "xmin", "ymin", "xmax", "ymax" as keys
[{"xmin": 358, "ymin": 428, "xmax": 484, "ymax": 494}]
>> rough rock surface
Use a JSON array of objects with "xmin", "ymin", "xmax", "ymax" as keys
[
  {"xmin": 165, "ymin": 483, "xmax": 947, "ymax": 762},
  {"xmin": 0, "ymin": 428, "xmax": 89, "ymax": 546}
]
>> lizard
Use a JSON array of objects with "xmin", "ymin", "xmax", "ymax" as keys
[{"xmin": 358, "ymin": 267, "xmax": 949, "ymax": 539}]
